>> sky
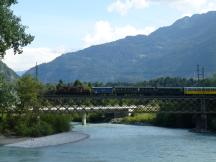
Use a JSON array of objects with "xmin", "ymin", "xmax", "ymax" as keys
[{"xmin": 2, "ymin": 0, "xmax": 216, "ymax": 71}]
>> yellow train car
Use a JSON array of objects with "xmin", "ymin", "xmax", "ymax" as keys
[{"xmin": 184, "ymin": 87, "xmax": 216, "ymax": 95}]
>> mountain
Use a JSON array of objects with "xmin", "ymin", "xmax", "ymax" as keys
[
  {"xmin": 26, "ymin": 11, "xmax": 216, "ymax": 83},
  {"xmin": 16, "ymin": 70, "xmax": 27, "ymax": 76},
  {"xmin": 0, "ymin": 61, "xmax": 18, "ymax": 81}
]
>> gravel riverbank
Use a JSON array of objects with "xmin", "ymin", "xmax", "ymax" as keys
[
  {"xmin": 0, "ymin": 136, "xmax": 29, "ymax": 145},
  {"xmin": 4, "ymin": 132, "xmax": 89, "ymax": 148}
]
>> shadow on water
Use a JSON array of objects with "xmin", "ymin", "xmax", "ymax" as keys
[
  {"xmin": 1, "ymin": 123, "xmax": 216, "ymax": 162},
  {"xmin": 0, "ymin": 147, "xmax": 42, "ymax": 162}
]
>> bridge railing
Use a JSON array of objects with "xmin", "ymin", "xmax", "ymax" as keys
[{"xmin": 38, "ymin": 95, "xmax": 216, "ymax": 114}]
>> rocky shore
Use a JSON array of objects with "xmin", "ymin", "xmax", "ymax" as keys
[
  {"xmin": 0, "ymin": 135, "xmax": 29, "ymax": 145},
  {"xmin": 2, "ymin": 132, "xmax": 89, "ymax": 148}
]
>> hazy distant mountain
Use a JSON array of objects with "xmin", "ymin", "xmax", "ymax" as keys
[
  {"xmin": 16, "ymin": 70, "xmax": 27, "ymax": 76},
  {"xmin": 26, "ymin": 11, "xmax": 216, "ymax": 83},
  {"xmin": 0, "ymin": 61, "xmax": 18, "ymax": 81}
]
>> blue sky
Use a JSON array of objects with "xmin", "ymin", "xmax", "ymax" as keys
[{"xmin": 3, "ymin": 0, "xmax": 216, "ymax": 71}]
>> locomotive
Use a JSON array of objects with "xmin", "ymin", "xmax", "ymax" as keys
[{"xmin": 54, "ymin": 86, "xmax": 216, "ymax": 96}]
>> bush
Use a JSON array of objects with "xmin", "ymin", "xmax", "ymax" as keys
[
  {"xmin": 0, "ymin": 114, "xmax": 71, "ymax": 137},
  {"xmin": 71, "ymin": 113, "xmax": 82, "ymax": 122},
  {"xmin": 40, "ymin": 114, "xmax": 71, "ymax": 133},
  {"xmin": 15, "ymin": 121, "xmax": 30, "ymax": 136},
  {"xmin": 88, "ymin": 112, "xmax": 107, "ymax": 123},
  {"xmin": 28, "ymin": 121, "xmax": 54, "ymax": 137},
  {"xmin": 121, "ymin": 113, "xmax": 156, "ymax": 124}
]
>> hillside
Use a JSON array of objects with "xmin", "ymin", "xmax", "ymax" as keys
[
  {"xmin": 26, "ymin": 11, "xmax": 216, "ymax": 83},
  {"xmin": 0, "ymin": 61, "xmax": 18, "ymax": 81}
]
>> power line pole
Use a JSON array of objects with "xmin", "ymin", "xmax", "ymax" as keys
[
  {"xmin": 196, "ymin": 64, "xmax": 205, "ymax": 86},
  {"xmin": 197, "ymin": 64, "xmax": 200, "ymax": 85},
  {"xmin": 35, "ymin": 62, "xmax": 38, "ymax": 80},
  {"xmin": 202, "ymin": 67, "xmax": 205, "ymax": 80}
]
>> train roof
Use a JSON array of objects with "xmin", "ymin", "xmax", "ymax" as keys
[
  {"xmin": 114, "ymin": 87, "xmax": 183, "ymax": 88},
  {"xmin": 184, "ymin": 87, "xmax": 216, "ymax": 89},
  {"xmin": 92, "ymin": 87, "xmax": 113, "ymax": 89}
]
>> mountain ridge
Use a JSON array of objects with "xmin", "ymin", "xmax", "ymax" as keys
[
  {"xmin": 26, "ymin": 11, "xmax": 216, "ymax": 83},
  {"xmin": 0, "ymin": 61, "xmax": 18, "ymax": 81}
]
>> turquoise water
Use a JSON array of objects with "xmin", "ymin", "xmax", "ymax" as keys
[{"xmin": 1, "ymin": 123, "xmax": 216, "ymax": 162}]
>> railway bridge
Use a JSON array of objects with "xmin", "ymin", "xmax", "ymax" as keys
[{"xmin": 41, "ymin": 95, "xmax": 216, "ymax": 131}]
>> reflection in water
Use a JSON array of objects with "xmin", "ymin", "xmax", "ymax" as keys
[
  {"xmin": 1, "ymin": 124, "xmax": 216, "ymax": 162},
  {"xmin": 0, "ymin": 147, "xmax": 42, "ymax": 162}
]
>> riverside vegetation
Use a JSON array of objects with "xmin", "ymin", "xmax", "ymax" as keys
[
  {"xmin": 2, "ymin": 74, "xmax": 216, "ymax": 137},
  {"xmin": 0, "ymin": 75, "xmax": 71, "ymax": 137}
]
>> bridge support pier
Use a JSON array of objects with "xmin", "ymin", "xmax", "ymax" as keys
[
  {"xmin": 201, "ymin": 114, "xmax": 207, "ymax": 131},
  {"xmin": 195, "ymin": 99, "xmax": 208, "ymax": 132},
  {"xmin": 128, "ymin": 109, "xmax": 133, "ymax": 117},
  {"xmin": 82, "ymin": 112, "xmax": 87, "ymax": 126}
]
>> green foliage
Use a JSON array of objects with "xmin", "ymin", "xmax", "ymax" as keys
[
  {"xmin": 40, "ymin": 114, "xmax": 71, "ymax": 133},
  {"xmin": 87, "ymin": 112, "xmax": 112, "ymax": 123},
  {"xmin": 73, "ymin": 80, "xmax": 83, "ymax": 87},
  {"xmin": 56, "ymin": 80, "xmax": 64, "ymax": 90},
  {"xmin": 105, "ymin": 77, "xmax": 209, "ymax": 87},
  {"xmin": 121, "ymin": 113, "xmax": 156, "ymax": 124},
  {"xmin": 0, "ymin": 74, "xmax": 17, "ymax": 113},
  {"xmin": 87, "ymin": 82, "xmax": 92, "ymax": 88},
  {"xmin": 16, "ymin": 75, "xmax": 42, "ymax": 111},
  {"xmin": 26, "ymin": 121, "xmax": 53, "ymax": 137},
  {"xmin": 0, "ymin": 114, "xmax": 71, "ymax": 137},
  {"xmin": 70, "ymin": 112, "xmax": 114, "ymax": 123},
  {"xmin": 14, "ymin": 119, "xmax": 54, "ymax": 137},
  {"xmin": 42, "ymin": 83, "xmax": 56, "ymax": 95},
  {"xmin": 0, "ymin": 0, "xmax": 34, "ymax": 58},
  {"xmin": 71, "ymin": 113, "xmax": 82, "ymax": 122}
]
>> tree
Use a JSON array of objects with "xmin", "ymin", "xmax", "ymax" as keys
[
  {"xmin": 0, "ymin": 74, "xmax": 17, "ymax": 115},
  {"xmin": 0, "ymin": 0, "xmax": 34, "ymax": 58},
  {"xmin": 73, "ymin": 80, "xmax": 83, "ymax": 87},
  {"xmin": 56, "ymin": 79, "xmax": 64, "ymax": 90},
  {"xmin": 16, "ymin": 75, "xmax": 42, "ymax": 112}
]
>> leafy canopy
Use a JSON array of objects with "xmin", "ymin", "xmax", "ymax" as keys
[
  {"xmin": 0, "ymin": 74, "xmax": 17, "ymax": 111},
  {"xmin": 0, "ymin": 0, "xmax": 34, "ymax": 58},
  {"xmin": 16, "ymin": 75, "xmax": 42, "ymax": 109}
]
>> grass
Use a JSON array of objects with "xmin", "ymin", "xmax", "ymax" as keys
[{"xmin": 121, "ymin": 113, "xmax": 156, "ymax": 124}]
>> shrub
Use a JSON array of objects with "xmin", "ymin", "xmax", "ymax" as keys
[
  {"xmin": 0, "ymin": 114, "xmax": 71, "ymax": 137},
  {"xmin": 122, "ymin": 113, "xmax": 156, "ymax": 124},
  {"xmin": 15, "ymin": 121, "xmax": 30, "ymax": 136},
  {"xmin": 40, "ymin": 114, "xmax": 71, "ymax": 133}
]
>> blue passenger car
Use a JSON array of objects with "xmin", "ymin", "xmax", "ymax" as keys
[{"xmin": 92, "ymin": 87, "xmax": 113, "ymax": 94}]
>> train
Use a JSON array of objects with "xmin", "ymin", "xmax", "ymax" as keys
[{"xmin": 54, "ymin": 86, "xmax": 216, "ymax": 96}]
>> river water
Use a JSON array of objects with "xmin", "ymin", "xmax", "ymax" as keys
[{"xmin": 1, "ymin": 123, "xmax": 216, "ymax": 162}]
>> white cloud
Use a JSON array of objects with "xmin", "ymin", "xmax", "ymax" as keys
[
  {"xmin": 83, "ymin": 21, "xmax": 155, "ymax": 47},
  {"xmin": 2, "ymin": 47, "xmax": 69, "ymax": 71},
  {"xmin": 108, "ymin": 0, "xmax": 216, "ymax": 16},
  {"xmin": 108, "ymin": 0, "xmax": 149, "ymax": 15},
  {"xmin": 170, "ymin": 0, "xmax": 216, "ymax": 16}
]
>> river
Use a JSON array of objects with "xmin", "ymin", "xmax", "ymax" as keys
[{"xmin": 1, "ymin": 123, "xmax": 216, "ymax": 162}]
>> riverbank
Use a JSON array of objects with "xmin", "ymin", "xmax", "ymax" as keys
[
  {"xmin": 3, "ymin": 131, "xmax": 89, "ymax": 148},
  {"xmin": 111, "ymin": 118, "xmax": 214, "ymax": 134},
  {"xmin": 0, "ymin": 135, "xmax": 29, "ymax": 145},
  {"xmin": 111, "ymin": 113, "xmax": 196, "ymax": 130}
]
